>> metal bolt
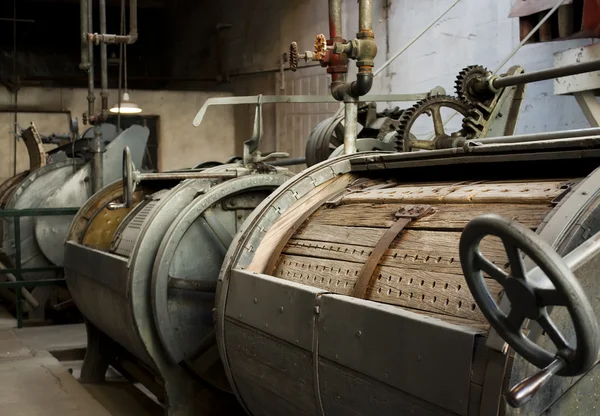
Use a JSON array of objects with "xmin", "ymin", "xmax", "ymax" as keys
[
  {"xmin": 253, "ymin": 297, "xmax": 258, "ymax": 304},
  {"xmin": 279, "ymin": 306, "xmax": 284, "ymax": 313},
  {"xmin": 356, "ymin": 330, "xmax": 362, "ymax": 338}
]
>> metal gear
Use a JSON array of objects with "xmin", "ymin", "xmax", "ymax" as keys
[
  {"xmin": 290, "ymin": 42, "xmax": 299, "ymax": 71},
  {"xmin": 395, "ymin": 95, "xmax": 471, "ymax": 151},
  {"xmin": 455, "ymin": 65, "xmax": 495, "ymax": 105}
]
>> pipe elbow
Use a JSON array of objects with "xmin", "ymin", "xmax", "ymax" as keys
[
  {"xmin": 127, "ymin": 32, "xmax": 139, "ymax": 44},
  {"xmin": 351, "ymin": 72, "xmax": 373, "ymax": 97}
]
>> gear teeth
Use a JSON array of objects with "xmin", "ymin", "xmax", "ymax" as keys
[
  {"xmin": 395, "ymin": 95, "xmax": 471, "ymax": 152},
  {"xmin": 289, "ymin": 42, "xmax": 299, "ymax": 71},
  {"xmin": 455, "ymin": 65, "xmax": 490, "ymax": 105}
]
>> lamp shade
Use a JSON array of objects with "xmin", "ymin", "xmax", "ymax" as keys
[{"xmin": 110, "ymin": 92, "xmax": 142, "ymax": 114}]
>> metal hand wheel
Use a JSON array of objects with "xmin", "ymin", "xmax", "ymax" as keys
[{"xmin": 459, "ymin": 214, "xmax": 598, "ymax": 406}]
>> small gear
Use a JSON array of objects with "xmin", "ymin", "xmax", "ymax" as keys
[
  {"xmin": 395, "ymin": 95, "xmax": 471, "ymax": 151},
  {"xmin": 455, "ymin": 65, "xmax": 495, "ymax": 105},
  {"xmin": 289, "ymin": 42, "xmax": 299, "ymax": 71}
]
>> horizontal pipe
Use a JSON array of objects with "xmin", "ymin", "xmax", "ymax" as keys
[
  {"xmin": 0, "ymin": 17, "xmax": 35, "ymax": 23},
  {"xmin": 87, "ymin": 0, "xmax": 138, "ymax": 44},
  {"xmin": 268, "ymin": 157, "xmax": 306, "ymax": 166},
  {"xmin": 493, "ymin": 59, "xmax": 600, "ymax": 89},
  {"xmin": 469, "ymin": 127, "xmax": 600, "ymax": 145},
  {"xmin": 137, "ymin": 172, "xmax": 237, "ymax": 181},
  {"xmin": 168, "ymin": 277, "xmax": 217, "ymax": 292}
]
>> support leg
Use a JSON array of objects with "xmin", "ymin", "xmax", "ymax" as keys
[{"xmin": 80, "ymin": 320, "xmax": 119, "ymax": 383}]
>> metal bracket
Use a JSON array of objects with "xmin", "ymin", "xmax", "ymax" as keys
[
  {"xmin": 352, "ymin": 204, "xmax": 434, "ymax": 298},
  {"xmin": 243, "ymin": 94, "xmax": 290, "ymax": 165}
]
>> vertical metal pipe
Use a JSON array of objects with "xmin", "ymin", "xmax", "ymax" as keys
[
  {"xmin": 86, "ymin": 0, "xmax": 95, "ymax": 120},
  {"xmin": 80, "ymin": 0, "xmax": 89, "ymax": 69},
  {"xmin": 359, "ymin": 0, "xmax": 373, "ymax": 33},
  {"xmin": 129, "ymin": 0, "xmax": 138, "ymax": 42},
  {"xmin": 92, "ymin": 124, "xmax": 104, "ymax": 193},
  {"xmin": 99, "ymin": 0, "xmax": 109, "ymax": 112},
  {"xmin": 343, "ymin": 101, "xmax": 358, "ymax": 154},
  {"xmin": 329, "ymin": 0, "xmax": 343, "ymax": 38},
  {"xmin": 328, "ymin": 0, "xmax": 347, "ymax": 87}
]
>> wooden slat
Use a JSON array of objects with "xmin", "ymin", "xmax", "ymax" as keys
[
  {"xmin": 284, "ymin": 233, "xmax": 508, "ymax": 275},
  {"xmin": 295, "ymin": 225, "xmax": 508, "ymax": 257},
  {"xmin": 274, "ymin": 254, "xmax": 503, "ymax": 323},
  {"xmin": 247, "ymin": 173, "xmax": 357, "ymax": 273},
  {"xmin": 341, "ymin": 181, "xmax": 565, "ymax": 205},
  {"xmin": 309, "ymin": 203, "xmax": 552, "ymax": 229}
]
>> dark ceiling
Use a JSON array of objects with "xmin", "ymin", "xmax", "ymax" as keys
[{"xmin": 0, "ymin": 0, "xmax": 222, "ymax": 90}]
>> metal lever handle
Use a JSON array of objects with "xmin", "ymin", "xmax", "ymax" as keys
[{"xmin": 505, "ymin": 357, "xmax": 565, "ymax": 408}]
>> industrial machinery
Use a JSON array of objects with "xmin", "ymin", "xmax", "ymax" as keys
[
  {"xmin": 211, "ymin": 1, "xmax": 600, "ymax": 414},
  {"xmin": 64, "ymin": 101, "xmax": 293, "ymax": 413},
  {"xmin": 65, "ymin": 1, "xmax": 600, "ymax": 415},
  {"xmin": 0, "ymin": 122, "xmax": 148, "ymax": 321}
]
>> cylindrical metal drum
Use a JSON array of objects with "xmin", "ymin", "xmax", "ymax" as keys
[
  {"xmin": 0, "ymin": 125, "xmax": 148, "ymax": 321},
  {"xmin": 216, "ymin": 140, "xmax": 600, "ymax": 416},
  {"xmin": 65, "ymin": 163, "xmax": 292, "ymax": 415}
]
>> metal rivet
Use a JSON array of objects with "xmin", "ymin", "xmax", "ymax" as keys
[
  {"xmin": 356, "ymin": 330, "xmax": 362, "ymax": 337},
  {"xmin": 279, "ymin": 306, "xmax": 284, "ymax": 313},
  {"xmin": 265, "ymin": 323, "xmax": 269, "ymax": 328},
  {"xmin": 253, "ymin": 297, "xmax": 258, "ymax": 303},
  {"xmin": 238, "ymin": 314, "xmax": 242, "ymax": 318}
]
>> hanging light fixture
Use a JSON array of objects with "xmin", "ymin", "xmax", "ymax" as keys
[{"xmin": 110, "ymin": 40, "xmax": 142, "ymax": 114}]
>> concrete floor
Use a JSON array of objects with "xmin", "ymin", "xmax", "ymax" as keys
[{"xmin": 0, "ymin": 308, "xmax": 162, "ymax": 416}]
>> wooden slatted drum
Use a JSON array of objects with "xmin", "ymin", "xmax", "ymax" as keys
[{"xmin": 216, "ymin": 147, "xmax": 600, "ymax": 416}]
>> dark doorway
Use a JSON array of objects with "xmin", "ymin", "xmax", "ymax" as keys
[{"xmin": 107, "ymin": 115, "xmax": 159, "ymax": 171}]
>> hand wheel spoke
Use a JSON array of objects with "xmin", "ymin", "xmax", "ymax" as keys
[
  {"xmin": 539, "ymin": 311, "xmax": 571, "ymax": 351},
  {"xmin": 475, "ymin": 252, "xmax": 508, "ymax": 283},
  {"xmin": 506, "ymin": 308, "xmax": 526, "ymax": 331},
  {"xmin": 535, "ymin": 287, "xmax": 568, "ymax": 307},
  {"xmin": 503, "ymin": 240, "xmax": 526, "ymax": 279},
  {"xmin": 431, "ymin": 105, "xmax": 446, "ymax": 137}
]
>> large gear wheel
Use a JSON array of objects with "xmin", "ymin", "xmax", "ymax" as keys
[
  {"xmin": 455, "ymin": 65, "xmax": 495, "ymax": 105},
  {"xmin": 396, "ymin": 95, "xmax": 471, "ymax": 151}
]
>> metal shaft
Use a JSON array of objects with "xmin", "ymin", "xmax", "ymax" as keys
[
  {"xmin": 493, "ymin": 59, "xmax": 600, "ymax": 89},
  {"xmin": 344, "ymin": 101, "xmax": 358, "ymax": 154},
  {"xmin": 92, "ymin": 124, "xmax": 104, "ymax": 193},
  {"xmin": 470, "ymin": 127, "xmax": 600, "ymax": 145},
  {"xmin": 137, "ymin": 172, "xmax": 237, "ymax": 181}
]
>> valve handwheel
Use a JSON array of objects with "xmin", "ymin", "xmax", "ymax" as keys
[{"xmin": 459, "ymin": 214, "xmax": 598, "ymax": 405}]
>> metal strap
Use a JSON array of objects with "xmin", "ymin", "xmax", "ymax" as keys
[{"xmin": 352, "ymin": 204, "xmax": 434, "ymax": 299}]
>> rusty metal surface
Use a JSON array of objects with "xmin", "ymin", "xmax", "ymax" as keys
[{"xmin": 20, "ymin": 124, "xmax": 47, "ymax": 171}]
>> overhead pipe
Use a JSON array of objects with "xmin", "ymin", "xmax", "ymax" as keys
[
  {"xmin": 79, "ymin": 0, "xmax": 89, "ymax": 70},
  {"xmin": 88, "ymin": 0, "xmax": 138, "ymax": 44}
]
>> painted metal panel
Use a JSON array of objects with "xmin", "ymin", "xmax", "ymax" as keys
[
  {"xmin": 318, "ymin": 294, "xmax": 482, "ymax": 416},
  {"xmin": 64, "ymin": 241, "xmax": 129, "ymax": 296},
  {"xmin": 225, "ymin": 269, "xmax": 325, "ymax": 351}
]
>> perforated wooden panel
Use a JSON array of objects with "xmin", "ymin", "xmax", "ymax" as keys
[{"xmin": 272, "ymin": 179, "xmax": 569, "ymax": 329}]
